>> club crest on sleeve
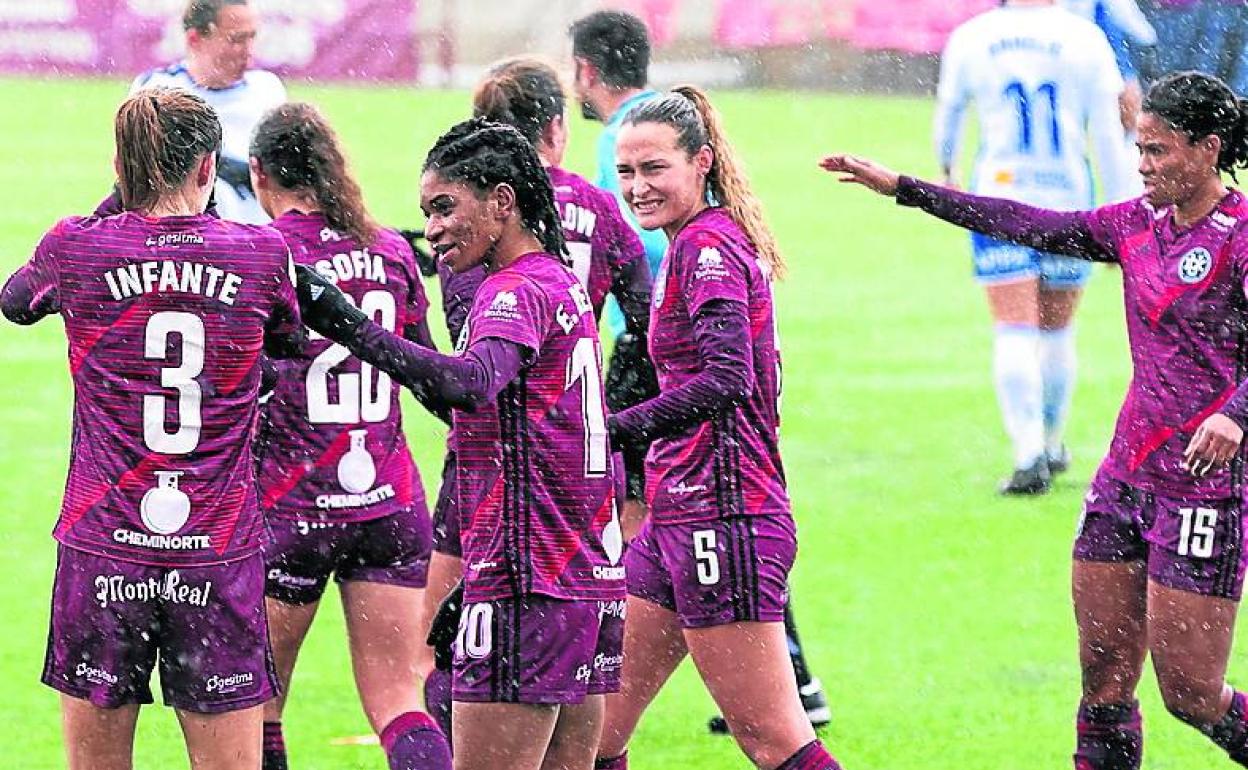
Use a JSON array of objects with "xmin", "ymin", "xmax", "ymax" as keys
[
  {"xmin": 694, "ymin": 247, "xmax": 730, "ymax": 282},
  {"xmin": 1177, "ymin": 247, "xmax": 1212, "ymax": 284},
  {"xmin": 484, "ymin": 290, "xmax": 521, "ymax": 321}
]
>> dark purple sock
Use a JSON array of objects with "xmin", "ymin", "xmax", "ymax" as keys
[
  {"xmin": 1206, "ymin": 691, "xmax": 1248, "ymax": 765},
  {"xmin": 423, "ymin": 668, "xmax": 454, "ymax": 746},
  {"xmin": 379, "ymin": 711, "xmax": 451, "ymax": 770},
  {"xmin": 1074, "ymin": 700, "xmax": 1142, "ymax": 770},
  {"xmin": 262, "ymin": 721, "xmax": 288, "ymax": 770},
  {"xmin": 594, "ymin": 752, "xmax": 628, "ymax": 769},
  {"xmin": 775, "ymin": 740, "xmax": 841, "ymax": 770}
]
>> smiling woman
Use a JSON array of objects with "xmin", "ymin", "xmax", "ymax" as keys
[
  {"xmin": 598, "ymin": 86, "xmax": 841, "ymax": 770},
  {"xmin": 294, "ymin": 117, "xmax": 627, "ymax": 770},
  {"xmin": 821, "ymin": 70, "xmax": 1248, "ymax": 769}
]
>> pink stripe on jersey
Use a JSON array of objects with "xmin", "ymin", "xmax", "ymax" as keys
[{"xmin": 69, "ymin": 302, "xmax": 144, "ymax": 375}]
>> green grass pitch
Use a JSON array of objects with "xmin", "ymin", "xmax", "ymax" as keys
[{"xmin": 0, "ymin": 76, "xmax": 1243, "ymax": 769}]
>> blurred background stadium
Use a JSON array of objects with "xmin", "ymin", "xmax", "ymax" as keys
[{"xmin": 5, "ymin": 1, "xmax": 1248, "ymax": 768}]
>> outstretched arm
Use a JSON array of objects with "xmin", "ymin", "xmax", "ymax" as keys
[
  {"xmin": 819, "ymin": 155, "xmax": 1116, "ymax": 261},
  {"xmin": 294, "ymin": 265, "xmax": 526, "ymax": 412}
]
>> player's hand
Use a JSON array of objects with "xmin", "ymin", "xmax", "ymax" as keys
[
  {"xmin": 818, "ymin": 154, "xmax": 901, "ymax": 197},
  {"xmin": 427, "ymin": 580, "xmax": 464, "ymax": 672},
  {"xmin": 1183, "ymin": 413, "xmax": 1244, "ymax": 477},
  {"xmin": 293, "ymin": 264, "xmax": 368, "ymax": 342},
  {"xmin": 398, "ymin": 228, "xmax": 438, "ymax": 277}
]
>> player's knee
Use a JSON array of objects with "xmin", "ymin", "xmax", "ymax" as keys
[{"xmin": 1157, "ymin": 675, "xmax": 1225, "ymax": 727}]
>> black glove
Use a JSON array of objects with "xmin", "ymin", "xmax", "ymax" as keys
[
  {"xmin": 605, "ymin": 332, "xmax": 659, "ymax": 412},
  {"xmin": 605, "ymin": 333, "xmax": 659, "ymax": 501},
  {"xmin": 215, "ymin": 155, "xmax": 255, "ymax": 199},
  {"xmin": 399, "ymin": 228, "xmax": 439, "ymax": 277},
  {"xmin": 427, "ymin": 580, "xmax": 464, "ymax": 672},
  {"xmin": 293, "ymin": 264, "xmax": 368, "ymax": 343}
]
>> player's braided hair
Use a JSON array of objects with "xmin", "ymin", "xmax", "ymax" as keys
[
  {"xmin": 1144, "ymin": 71, "xmax": 1248, "ymax": 181},
  {"xmin": 423, "ymin": 117, "xmax": 567, "ymax": 257},
  {"xmin": 183, "ymin": 0, "xmax": 248, "ymax": 33},
  {"xmin": 472, "ymin": 57, "xmax": 566, "ymax": 148},
  {"xmin": 624, "ymin": 85, "xmax": 785, "ymax": 279},
  {"xmin": 115, "ymin": 87, "xmax": 222, "ymax": 213},
  {"xmin": 250, "ymin": 102, "xmax": 379, "ymax": 245}
]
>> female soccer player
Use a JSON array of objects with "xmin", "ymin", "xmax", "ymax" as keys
[
  {"xmin": 595, "ymin": 86, "xmax": 841, "ymax": 770},
  {"xmin": 247, "ymin": 103, "xmax": 450, "ymax": 770},
  {"xmin": 416, "ymin": 57, "xmax": 653, "ymax": 738},
  {"xmin": 934, "ymin": 0, "xmax": 1137, "ymax": 494},
  {"xmin": 295, "ymin": 117, "xmax": 626, "ymax": 770},
  {"xmin": 1, "ymin": 88, "xmax": 303, "ymax": 770},
  {"xmin": 822, "ymin": 70, "xmax": 1248, "ymax": 768}
]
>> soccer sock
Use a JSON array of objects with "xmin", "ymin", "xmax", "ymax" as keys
[
  {"xmin": 1074, "ymin": 700, "xmax": 1142, "ymax": 770},
  {"xmin": 595, "ymin": 752, "xmax": 628, "ymax": 769},
  {"xmin": 775, "ymin": 740, "xmax": 841, "ymax": 770},
  {"xmin": 1205, "ymin": 691, "xmax": 1248, "ymax": 765},
  {"xmin": 783, "ymin": 600, "xmax": 814, "ymax": 690},
  {"xmin": 423, "ymin": 668, "xmax": 453, "ymax": 746},
  {"xmin": 379, "ymin": 711, "xmax": 452, "ymax": 770},
  {"xmin": 1039, "ymin": 326, "xmax": 1077, "ymax": 457},
  {"xmin": 262, "ymin": 721, "xmax": 288, "ymax": 770},
  {"xmin": 993, "ymin": 324, "xmax": 1045, "ymax": 469}
]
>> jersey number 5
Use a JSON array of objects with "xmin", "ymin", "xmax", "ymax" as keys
[{"xmin": 307, "ymin": 289, "xmax": 396, "ymax": 424}]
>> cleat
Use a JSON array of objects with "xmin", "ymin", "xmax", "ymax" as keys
[
  {"xmin": 1047, "ymin": 445, "xmax": 1071, "ymax": 476},
  {"xmin": 998, "ymin": 458, "xmax": 1051, "ymax": 495},
  {"xmin": 799, "ymin": 678, "xmax": 832, "ymax": 728}
]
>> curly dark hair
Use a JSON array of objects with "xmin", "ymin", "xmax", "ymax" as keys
[
  {"xmin": 422, "ymin": 117, "xmax": 566, "ymax": 257},
  {"xmin": 1144, "ymin": 70, "xmax": 1248, "ymax": 180}
]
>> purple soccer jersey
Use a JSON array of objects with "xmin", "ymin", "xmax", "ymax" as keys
[
  {"xmin": 896, "ymin": 177, "xmax": 1248, "ymax": 498},
  {"xmin": 255, "ymin": 213, "xmax": 429, "ymax": 522},
  {"xmin": 548, "ymin": 165, "xmax": 647, "ymax": 316},
  {"xmin": 645, "ymin": 207, "xmax": 790, "ymax": 524},
  {"xmin": 2, "ymin": 213, "xmax": 301, "ymax": 566},
  {"xmin": 1082, "ymin": 192, "xmax": 1248, "ymax": 497},
  {"xmin": 454, "ymin": 252, "xmax": 624, "ymax": 603}
]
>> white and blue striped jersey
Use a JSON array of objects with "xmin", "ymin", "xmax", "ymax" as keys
[
  {"xmin": 934, "ymin": 4, "xmax": 1137, "ymax": 210},
  {"xmin": 130, "ymin": 64, "xmax": 286, "ymax": 223}
]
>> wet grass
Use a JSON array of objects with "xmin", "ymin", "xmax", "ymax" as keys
[{"xmin": 0, "ymin": 76, "xmax": 1243, "ymax": 768}]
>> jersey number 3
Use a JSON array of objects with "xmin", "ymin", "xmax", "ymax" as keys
[{"xmin": 143, "ymin": 311, "xmax": 205, "ymax": 454}]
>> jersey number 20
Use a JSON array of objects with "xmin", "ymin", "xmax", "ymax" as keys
[{"xmin": 307, "ymin": 289, "xmax": 396, "ymax": 424}]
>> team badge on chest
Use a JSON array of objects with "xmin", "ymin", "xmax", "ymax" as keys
[{"xmin": 1178, "ymin": 247, "xmax": 1213, "ymax": 283}]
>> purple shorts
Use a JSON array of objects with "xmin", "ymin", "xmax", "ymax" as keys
[
  {"xmin": 431, "ymin": 450, "xmax": 461, "ymax": 558},
  {"xmin": 42, "ymin": 546, "xmax": 278, "ymax": 713},
  {"xmin": 264, "ymin": 506, "xmax": 431, "ymax": 605},
  {"xmin": 626, "ymin": 515, "xmax": 795, "ymax": 628},
  {"xmin": 452, "ymin": 595, "xmax": 624, "ymax": 704},
  {"xmin": 1075, "ymin": 471, "xmax": 1248, "ymax": 599}
]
